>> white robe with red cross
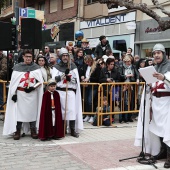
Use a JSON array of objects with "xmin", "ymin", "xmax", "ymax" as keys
[
  {"xmin": 52, "ymin": 67, "xmax": 83, "ymax": 133},
  {"xmin": 3, "ymin": 69, "xmax": 43, "ymax": 136}
]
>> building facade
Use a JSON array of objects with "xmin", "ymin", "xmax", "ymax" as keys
[
  {"xmin": 81, "ymin": 2, "xmax": 136, "ymax": 59},
  {"xmin": 135, "ymin": 0, "xmax": 170, "ymax": 58}
]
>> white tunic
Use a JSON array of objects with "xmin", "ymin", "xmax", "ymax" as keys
[
  {"xmin": 135, "ymin": 72, "xmax": 170, "ymax": 154},
  {"xmin": 134, "ymin": 86, "xmax": 161, "ymax": 156},
  {"xmin": 52, "ymin": 67, "xmax": 83, "ymax": 132},
  {"xmin": 3, "ymin": 69, "xmax": 43, "ymax": 136},
  {"xmin": 149, "ymin": 72, "xmax": 170, "ymax": 147}
]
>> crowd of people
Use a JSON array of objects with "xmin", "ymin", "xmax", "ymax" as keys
[
  {"xmin": 1, "ymin": 33, "xmax": 170, "ymax": 168},
  {"xmin": 0, "ymin": 35, "xmax": 156, "ymax": 131},
  {"xmin": 1, "ymin": 35, "xmax": 158, "ymax": 134}
]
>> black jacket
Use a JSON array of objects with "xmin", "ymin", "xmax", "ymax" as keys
[
  {"xmin": 94, "ymin": 41, "xmax": 111, "ymax": 59},
  {"xmin": 82, "ymin": 64, "xmax": 101, "ymax": 83},
  {"xmin": 99, "ymin": 67, "xmax": 120, "ymax": 83},
  {"xmin": 119, "ymin": 64, "xmax": 139, "ymax": 82}
]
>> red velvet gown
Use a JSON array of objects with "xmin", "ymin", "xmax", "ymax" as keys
[{"xmin": 38, "ymin": 90, "xmax": 64, "ymax": 140}]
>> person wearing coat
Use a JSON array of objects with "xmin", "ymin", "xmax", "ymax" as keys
[{"xmin": 94, "ymin": 35, "xmax": 111, "ymax": 60}]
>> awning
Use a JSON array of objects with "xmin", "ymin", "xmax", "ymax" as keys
[
  {"xmin": 135, "ymin": 39, "xmax": 170, "ymax": 49},
  {"xmin": 135, "ymin": 39, "xmax": 170, "ymax": 44}
]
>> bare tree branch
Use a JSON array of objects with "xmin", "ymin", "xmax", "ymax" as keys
[
  {"xmin": 99, "ymin": 0, "xmax": 170, "ymax": 31},
  {"xmin": 152, "ymin": 0, "xmax": 170, "ymax": 17}
]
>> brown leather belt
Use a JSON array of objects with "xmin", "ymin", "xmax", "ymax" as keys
[
  {"xmin": 153, "ymin": 92, "xmax": 170, "ymax": 98},
  {"xmin": 17, "ymin": 87, "xmax": 25, "ymax": 91},
  {"xmin": 56, "ymin": 87, "xmax": 76, "ymax": 93}
]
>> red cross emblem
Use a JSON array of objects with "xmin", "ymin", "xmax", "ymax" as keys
[
  {"xmin": 20, "ymin": 72, "xmax": 35, "ymax": 87},
  {"xmin": 63, "ymin": 75, "xmax": 72, "ymax": 84}
]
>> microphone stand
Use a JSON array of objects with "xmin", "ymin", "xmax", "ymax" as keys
[{"xmin": 119, "ymin": 82, "xmax": 157, "ymax": 169}]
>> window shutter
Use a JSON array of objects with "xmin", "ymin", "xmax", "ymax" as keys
[
  {"xmin": 63, "ymin": 0, "xmax": 74, "ymax": 9},
  {"xmin": 50, "ymin": 0, "xmax": 58, "ymax": 13}
]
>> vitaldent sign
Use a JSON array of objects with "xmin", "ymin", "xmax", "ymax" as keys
[{"xmin": 80, "ymin": 11, "xmax": 136, "ymax": 29}]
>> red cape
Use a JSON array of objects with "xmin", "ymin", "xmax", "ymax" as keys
[{"xmin": 38, "ymin": 91, "xmax": 64, "ymax": 140}]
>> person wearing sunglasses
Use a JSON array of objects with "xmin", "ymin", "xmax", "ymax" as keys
[{"xmin": 44, "ymin": 46, "xmax": 50, "ymax": 63}]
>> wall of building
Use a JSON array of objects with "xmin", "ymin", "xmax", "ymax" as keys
[
  {"xmin": 45, "ymin": 0, "xmax": 78, "ymax": 24},
  {"xmin": 137, "ymin": 0, "xmax": 170, "ymax": 21},
  {"xmin": 80, "ymin": 11, "xmax": 136, "ymax": 58},
  {"xmin": 135, "ymin": 18, "xmax": 170, "ymax": 58}
]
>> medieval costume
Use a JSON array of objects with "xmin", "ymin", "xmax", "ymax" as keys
[
  {"xmin": 38, "ymin": 79, "xmax": 64, "ymax": 140},
  {"xmin": 52, "ymin": 48, "xmax": 83, "ymax": 137},
  {"xmin": 3, "ymin": 62, "xmax": 43, "ymax": 138},
  {"xmin": 134, "ymin": 44, "xmax": 170, "ymax": 168}
]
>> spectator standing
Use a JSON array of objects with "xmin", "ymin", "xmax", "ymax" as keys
[
  {"xmin": 127, "ymin": 47, "xmax": 133, "ymax": 55},
  {"xmin": 94, "ymin": 35, "xmax": 111, "ymax": 60},
  {"xmin": 44, "ymin": 46, "xmax": 50, "ymax": 63},
  {"xmin": 36, "ymin": 56, "xmax": 52, "ymax": 82},
  {"xmin": 146, "ymin": 58, "xmax": 154, "ymax": 66},
  {"xmin": 0, "ymin": 51, "xmax": 7, "ymax": 115},
  {"xmin": 3, "ymin": 49, "xmax": 44, "ymax": 140},
  {"xmin": 81, "ymin": 38, "xmax": 93, "ymax": 56},
  {"xmin": 55, "ymin": 48, "xmax": 61, "ymax": 64},
  {"xmin": 82, "ymin": 55, "xmax": 101, "ymax": 123},
  {"xmin": 99, "ymin": 57, "xmax": 120, "ymax": 122},
  {"xmin": 119, "ymin": 55, "xmax": 139, "ymax": 123},
  {"xmin": 133, "ymin": 54, "xmax": 140, "ymax": 67},
  {"xmin": 49, "ymin": 53, "xmax": 57, "ymax": 68},
  {"xmin": 74, "ymin": 48, "xmax": 84, "ymax": 80},
  {"xmin": 99, "ymin": 58, "xmax": 120, "ymax": 86},
  {"xmin": 97, "ymin": 58, "xmax": 105, "ymax": 69}
]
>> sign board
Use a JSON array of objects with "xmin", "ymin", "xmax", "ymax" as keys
[
  {"xmin": 19, "ymin": 8, "xmax": 27, "ymax": 17},
  {"xmin": 87, "ymin": 38, "xmax": 100, "ymax": 48},
  {"xmin": 28, "ymin": 9, "xmax": 35, "ymax": 18},
  {"xmin": 80, "ymin": 11, "xmax": 136, "ymax": 29},
  {"xmin": 19, "ymin": 8, "xmax": 44, "ymax": 25}
]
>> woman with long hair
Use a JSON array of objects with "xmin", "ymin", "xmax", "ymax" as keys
[
  {"xmin": 82, "ymin": 55, "xmax": 101, "ymax": 123},
  {"xmin": 36, "ymin": 55, "xmax": 52, "ymax": 84}
]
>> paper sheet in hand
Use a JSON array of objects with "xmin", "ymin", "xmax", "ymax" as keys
[{"xmin": 138, "ymin": 66, "xmax": 157, "ymax": 84}]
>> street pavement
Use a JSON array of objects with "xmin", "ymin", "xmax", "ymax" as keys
[{"xmin": 0, "ymin": 116, "xmax": 167, "ymax": 170}]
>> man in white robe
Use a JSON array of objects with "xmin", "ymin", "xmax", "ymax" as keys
[
  {"xmin": 135, "ymin": 44, "xmax": 170, "ymax": 168},
  {"xmin": 52, "ymin": 48, "xmax": 83, "ymax": 138},
  {"xmin": 3, "ymin": 49, "xmax": 43, "ymax": 140}
]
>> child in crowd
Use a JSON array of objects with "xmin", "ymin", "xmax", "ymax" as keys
[
  {"xmin": 38, "ymin": 79, "xmax": 64, "ymax": 141},
  {"xmin": 92, "ymin": 96, "xmax": 111, "ymax": 126}
]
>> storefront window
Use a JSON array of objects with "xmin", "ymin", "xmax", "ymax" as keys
[
  {"xmin": 86, "ymin": 0, "xmax": 99, "ymax": 5},
  {"xmin": 166, "ymin": 48, "xmax": 170, "ymax": 59},
  {"xmin": 145, "ymin": 49, "xmax": 152, "ymax": 58}
]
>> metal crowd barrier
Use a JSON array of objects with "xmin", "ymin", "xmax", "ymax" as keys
[
  {"xmin": 1, "ymin": 80, "xmax": 145, "ymax": 127},
  {"xmin": 80, "ymin": 82, "xmax": 145, "ymax": 126},
  {"xmin": 0, "ymin": 80, "xmax": 8, "ymax": 114}
]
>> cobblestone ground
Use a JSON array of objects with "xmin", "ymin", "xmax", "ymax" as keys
[{"xmin": 0, "ymin": 116, "xmax": 167, "ymax": 170}]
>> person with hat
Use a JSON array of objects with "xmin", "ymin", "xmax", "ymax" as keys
[
  {"xmin": 81, "ymin": 38, "xmax": 93, "ymax": 56},
  {"xmin": 3, "ymin": 49, "xmax": 44, "ymax": 140},
  {"xmin": 38, "ymin": 79, "xmax": 64, "ymax": 141},
  {"xmin": 94, "ymin": 35, "xmax": 111, "ymax": 60},
  {"xmin": 52, "ymin": 48, "xmax": 83, "ymax": 138}
]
